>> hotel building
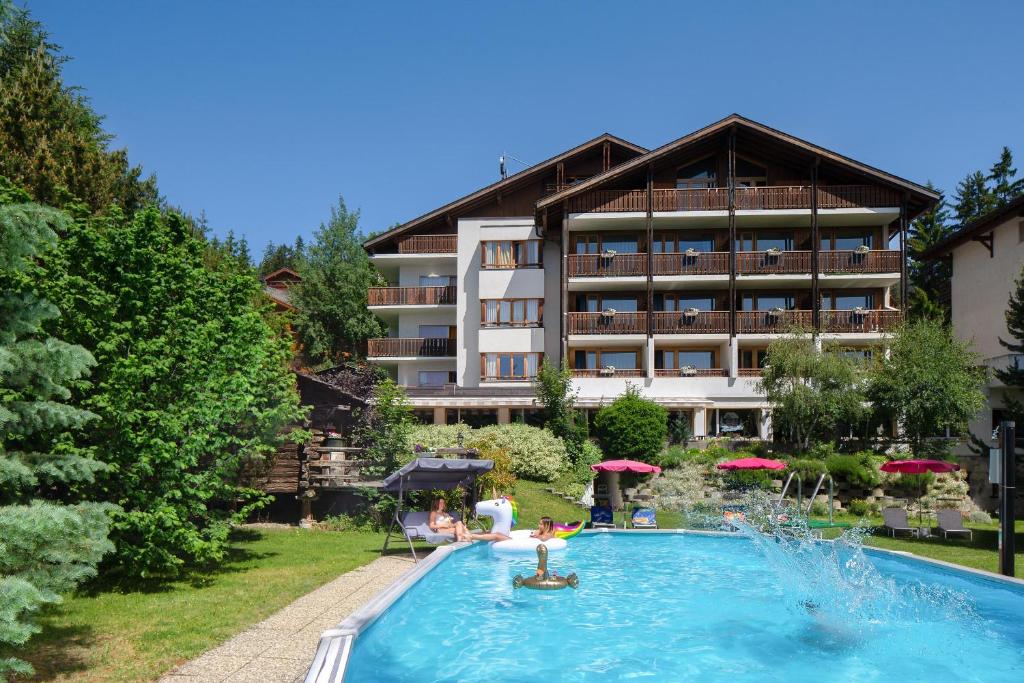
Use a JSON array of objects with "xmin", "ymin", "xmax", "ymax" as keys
[{"xmin": 363, "ymin": 115, "xmax": 938, "ymax": 436}]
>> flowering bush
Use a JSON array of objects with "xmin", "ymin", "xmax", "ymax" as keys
[
  {"xmin": 651, "ymin": 462, "xmax": 719, "ymax": 511},
  {"xmin": 405, "ymin": 423, "xmax": 567, "ymax": 482}
]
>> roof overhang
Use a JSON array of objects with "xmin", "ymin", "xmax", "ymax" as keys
[{"xmin": 920, "ymin": 194, "xmax": 1024, "ymax": 260}]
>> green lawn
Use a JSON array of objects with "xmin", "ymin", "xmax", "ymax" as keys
[{"xmin": 4, "ymin": 528, "xmax": 390, "ymax": 683}]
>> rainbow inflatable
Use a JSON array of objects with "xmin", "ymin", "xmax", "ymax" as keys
[
  {"xmin": 553, "ymin": 521, "xmax": 584, "ymax": 540},
  {"xmin": 504, "ymin": 495, "xmax": 519, "ymax": 528}
]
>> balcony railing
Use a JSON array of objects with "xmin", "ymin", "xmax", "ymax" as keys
[
  {"xmin": 820, "ymin": 250, "xmax": 901, "ymax": 273},
  {"xmin": 736, "ymin": 251, "xmax": 812, "ymax": 274},
  {"xmin": 571, "ymin": 368, "xmax": 645, "ymax": 378},
  {"xmin": 568, "ymin": 185, "xmax": 900, "ymax": 214},
  {"xmin": 820, "ymin": 309, "xmax": 901, "ymax": 333},
  {"xmin": 367, "ymin": 337, "xmax": 456, "ymax": 358},
  {"xmin": 738, "ymin": 368, "xmax": 763, "ymax": 377},
  {"xmin": 397, "ymin": 234, "xmax": 457, "ymax": 254},
  {"xmin": 735, "ymin": 310, "xmax": 813, "ymax": 333},
  {"xmin": 368, "ymin": 285, "xmax": 456, "ymax": 306},
  {"xmin": 568, "ymin": 253, "xmax": 647, "ymax": 277},
  {"xmin": 567, "ymin": 312, "xmax": 647, "ymax": 334},
  {"xmin": 652, "ymin": 252, "xmax": 729, "ymax": 275},
  {"xmin": 652, "ymin": 311, "xmax": 730, "ymax": 334},
  {"xmin": 654, "ymin": 368, "xmax": 728, "ymax": 378}
]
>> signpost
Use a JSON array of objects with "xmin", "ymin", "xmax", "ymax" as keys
[{"xmin": 998, "ymin": 421, "xmax": 1016, "ymax": 577}]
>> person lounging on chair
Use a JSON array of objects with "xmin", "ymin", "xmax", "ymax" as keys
[
  {"xmin": 936, "ymin": 509, "xmax": 973, "ymax": 541},
  {"xmin": 395, "ymin": 509, "xmax": 464, "ymax": 561},
  {"xmin": 630, "ymin": 507, "xmax": 658, "ymax": 529},
  {"xmin": 590, "ymin": 505, "xmax": 615, "ymax": 529}
]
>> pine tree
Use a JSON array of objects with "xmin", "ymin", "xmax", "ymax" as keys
[
  {"xmin": 906, "ymin": 182, "xmax": 952, "ymax": 320},
  {"xmin": 0, "ymin": 188, "xmax": 113, "ymax": 678},
  {"xmin": 953, "ymin": 170, "xmax": 996, "ymax": 225},
  {"xmin": 988, "ymin": 146, "xmax": 1024, "ymax": 206},
  {"xmin": 995, "ymin": 265, "xmax": 1024, "ymax": 427}
]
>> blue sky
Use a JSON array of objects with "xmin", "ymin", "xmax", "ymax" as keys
[{"xmin": 28, "ymin": 0, "xmax": 1024, "ymax": 255}]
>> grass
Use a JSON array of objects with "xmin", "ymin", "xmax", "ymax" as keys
[{"xmin": 5, "ymin": 528, "xmax": 390, "ymax": 683}]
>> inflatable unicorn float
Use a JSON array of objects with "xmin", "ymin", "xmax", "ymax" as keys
[{"xmin": 475, "ymin": 496, "xmax": 583, "ymax": 554}]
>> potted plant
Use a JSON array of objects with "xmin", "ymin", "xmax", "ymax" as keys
[
  {"xmin": 765, "ymin": 246, "xmax": 783, "ymax": 256},
  {"xmin": 601, "ymin": 248, "xmax": 618, "ymax": 258},
  {"xmin": 684, "ymin": 247, "xmax": 700, "ymax": 256},
  {"xmin": 599, "ymin": 365, "xmax": 616, "ymax": 376},
  {"xmin": 680, "ymin": 365, "xmax": 698, "ymax": 376},
  {"xmin": 683, "ymin": 307, "xmax": 701, "ymax": 318},
  {"xmin": 854, "ymin": 244, "xmax": 871, "ymax": 255},
  {"xmin": 601, "ymin": 307, "xmax": 617, "ymax": 317},
  {"xmin": 324, "ymin": 431, "xmax": 344, "ymax": 447}
]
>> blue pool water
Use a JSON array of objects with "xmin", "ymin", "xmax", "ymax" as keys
[{"xmin": 345, "ymin": 534, "xmax": 1024, "ymax": 682}]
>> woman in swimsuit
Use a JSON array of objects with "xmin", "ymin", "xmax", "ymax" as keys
[{"xmin": 428, "ymin": 497, "xmax": 470, "ymax": 541}]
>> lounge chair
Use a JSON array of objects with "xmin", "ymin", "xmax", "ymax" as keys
[
  {"xmin": 630, "ymin": 507, "xmax": 658, "ymax": 529},
  {"xmin": 720, "ymin": 503, "xmax": 747, "ymax": 531},
  {"xmin": 394, "ymin": 510, "xmax": 462, "ymax": 561},
  {"xmin": 936, "ymin": 509, "xmax": 973, "ymax": 541},
  {"xmin": 881, "ymin": 507, "xmax": 917, "ymax": 538},
  {"xmin": 590, "ymin": 505, "xmax": 616, "ymax": 529}
]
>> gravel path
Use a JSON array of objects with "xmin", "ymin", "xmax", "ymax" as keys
[{"xmin": 159, "ymin": 554, "xmax": 416, "ymax": 683}]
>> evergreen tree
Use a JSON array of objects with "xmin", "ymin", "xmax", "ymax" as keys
[
  {"xmin": 988, "ymin": 146, "xmax": 1024, "ymax": 206},
  {"xmin": 906, "ymin": 182, "xmax": 952, "ymax": 320},
  {"xmin": 292, "ymin": 198, "xmax": 384, "ymax": 365},
  {"xmin": 953, "ymin": 170, "xmax": 995, "ymax": 225},
  {"xmin": 0, "ymin": 6, "xmax": 158, "ymax": 214},
  {"xmin": 40, "ymin": 204, "xmax": 305, "ymax": 578},
  {"xmin": 995, "ymin": 265, "xmax": 1024, "ymax": 427},
  {"xmin": 258, "ymin": 235, "xmax": 307, "ymax": 275},
  {"xmin": 0, "ymin": 187, "xmax": 113, "ymax": 678}
]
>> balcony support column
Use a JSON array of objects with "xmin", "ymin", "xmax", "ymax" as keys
[
  {"xmin": 646, "ymin": 163, "xmax": 654, "ymax": 341},
  {"xmin": 645, "ymin": 338, "xmax": 655, "ymax": 380},
  {"xmin": 899, "ymin": 194, "xmax": 909, "ymax": 314},
  {"xmin": 433, "ymin": 407, "xmax": 447, "ymax": 425},
  {"xmin": 727, "ymin": 128, "xmax": 737, "ymax": 337},
  {"xmin": 693, "ymin": 407, "xmax": 708, "ymax": 438},
  {"xmin": 728, "ymin": 338, "xmax": 739, "ymax": 379},
  {"xmin": 561, "ymin": 205, "xmax": 569, "ymax": 365},
  {"xmin": 810, "ymin": 160, "xmax": 821, "ymax": 332}
]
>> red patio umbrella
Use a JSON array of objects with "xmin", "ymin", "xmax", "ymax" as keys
[
  {"xmin": 880, "ymin": 459, "xmax": 961, "ymax": 527},
  {"xmin": 716, "ymin": 457, "xmax": 787, "ymax": 471},
  {"xmin": 591, "ymin": 459, "xmax": 663, "ymax": 474}
]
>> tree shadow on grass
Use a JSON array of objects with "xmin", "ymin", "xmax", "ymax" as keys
[{"xmin": 0, "ymin": 620, "xmax": 96, "ymax": 682}]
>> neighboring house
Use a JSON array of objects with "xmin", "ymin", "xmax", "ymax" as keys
[
  {"xmin": 262, "ymin": 266, "xmax": 302, "ymax": 313},
  {"xmin": 363, "ymin": 114, "xmax": 938, "ymax": 437},
  {"xmin": 921, "ymin": 194, "xmax": 1024, "ymax": 509}
]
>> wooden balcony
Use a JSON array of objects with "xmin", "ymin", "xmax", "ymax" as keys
[
  {"xmin": 367, "ymin": 337, "xmax": 456, "ymax": 358},
  {"xmin": 652, "ymin": 252, "xmax": 729, "ymax": 276},
  {"xmin": 736, "ymin": 251, "xmax": 811, "ymax": 274},
  {"xmin": 568, "ymin": 253, "xmax": 647, "ymax": 277},
  {"xmin": 571, "ymin": 368, "xmax": 645, "ymax": 378},
  {"xmin": 820, "ymin": 309, "xmax": 901, "ymax": 333},
  {"xmin": 735, "ymin": 310, "xmax": 813, "ymax": 333},
  {"xmin": 567, "ymin": 312, "xmax": 647, "ymax": 335},
  {"xmin": 654, "ymin": 368, "xmax": 728, "ymax": 378},
  {"xmin": 738, "ymin": 368, "xmax": 763, "ymax": 377},
  {"xmin": 368, "ymin": 285, "xmax": 456, "ymax": 306},
  {"xmin": 567, "ymin": 185, "xmax": 899, "ymax": 214},
  {"xmin": 397, "ymin": 234, "xmax": 457, "ymax": 254},
  {"xmin": 820, "ymin": 250, "xmax": 901, "ymax": 273},
  {"xmin": 652, "ymin": 311, "xmax": 730, "ymax": 334}
]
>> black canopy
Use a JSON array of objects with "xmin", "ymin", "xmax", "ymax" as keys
[{"xmin": 380, "ymin": 457, "xmax": 494, "ymax": 493}]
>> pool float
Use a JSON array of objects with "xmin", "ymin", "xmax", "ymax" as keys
[
  {"xmin": 474, "ymin": 497, "xmax": 568, "ymax": 553},
  {"xmin": 513, "ymin": 544, "xmax": 578, "ymax": 591},
  {"xmin": 553, "ymin": 521, "xmax": 584, "ymax": 539}
]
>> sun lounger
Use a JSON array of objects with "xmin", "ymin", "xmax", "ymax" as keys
[
  {"xmin": 590, "ymin": 505, "xmax": 616, "ymax": 529},
  {"xmin": 395, "ymin": 510, "xmax": 462, "ymax": 561},
  {"xmin": 630, "ymin": 507, "xmax": 658, "ymax": 529},
  {"xmin": 881, "ymin": 507, "xmax": 917, "ymax": 538},
  {"xmin": 936, "ymin": 509, "xmax": 973, "ymax": 541}
]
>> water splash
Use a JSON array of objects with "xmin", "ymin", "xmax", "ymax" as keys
[{"xmin": 728, "ymin": 491, "xmax": 986, "ymax": 648}]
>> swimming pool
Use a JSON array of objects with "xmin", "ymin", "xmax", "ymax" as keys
[{"xmin": 338, "ymin": 533, "xmax": 1024, "ymax": 682}]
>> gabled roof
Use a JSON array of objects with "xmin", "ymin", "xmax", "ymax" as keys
[
  {"xmin": 262, "ymin": 267, "xmax": 302, "ymax": 283},
  {"xmin": 537, "ymin": 114, "xmax": 940, "ymax": 211},
  {"xmin": 363, "ymin": 133, "xmax": 647, "ymax": 250},
  {"xmin": 920, "ymin": 194, "xmax": 1024, "ymax": 260}
]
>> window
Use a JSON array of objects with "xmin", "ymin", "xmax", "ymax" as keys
[
  {"xmin": 656, "ymin": 294, "xmax": 716, "ymax": 312},
  {"xmin": 676, "ymin": 158, "xmax": 718, "ymax": 189},
  {"xmin": 481, "ymin": 352, "xmax": 541, "ymax": 381},
  {"xmin": 419, "ymin": 274, "xmax": 456, "ymax": 287},
  {"xmin": 830, "ymin": 347, "xmax": 874, "ymax": 362},
  {"xmin": 418, "ymin": 371, "xmax": 452, "ymax": 387},
  {"xmin": 820, "ymin": 229, "xmax": 873, "ymax": 251},
  {"xmin": 655, "ymin": 349, "xmax": 716, "ymax": 369},
  {"xmin": 574, "ymin": 233, "xmax": 640, "ymax": 254},
  {"xmin": 737, "ymin": 231, "xmax": 794, "ymax": 252},
  {"xmin": 740, "ymin": 348, "xmax": 769, "ymax": 369},
  {"xmin": 741, "ymin": 293, "xmax": 796, "ymax": 311},
  {"xmin": 574, "ymin": 349, "xmax": 639, "ymax": 370},
  {"xmin": 481, "ymin": 240, "xmax": 542, "ymax": 268},
  {"xmin": 481, "ymin": 298, "xmax": 543, "ymax": 326},
  {"xmin": 576, "ymin": 294, "xmax": 639, "ymax": 313},
  {"xmin": 735, "ymin": 158, "xmax": 767, "ymax": 187},
  {"xmin": 418, "ymin": 325, "xmax": 454, "ymax": 338},
  {"xmin": 654, "ymin": 233, "xmax": 716, "ymax": 253},
  {"xmin": 821, "ymin": 292, "xmax": 875, "ymax": 310}
]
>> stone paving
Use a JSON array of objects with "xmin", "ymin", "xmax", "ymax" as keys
[{"xmin": 159, "ymin": 554, "xmax": 416, "ymax": 683}]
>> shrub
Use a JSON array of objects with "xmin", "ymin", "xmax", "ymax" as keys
[
  {"xmin": 668, "ymin": 413, "xmax": 692, "ymax": 444},
  {"xmin": 969, "ymin": 510, "xmax": 992, "ymax": 525},
  {"xmin": 651, "ymin": 463, "xmax": 715, "ymax": 510},
  {"xmin": 593, "ymin": 385, "xmax": 668, "ymax": 462},
  {"xmin": 824, "ymin": 453, "xmax": 879, "ymax": 488},
  {"xmin": 810, "ymin": 501, "xmax": 828, "ymax": 516},
  {"xmin": 847, "ymin": 498, "xmax": 869, "ymax": 516},
  {"xmin": 408, "ymin": 423, "xmax": 474, "ymax": 451},
  {"xmin": 723, "ymin": 469, "xmax": 773, "ymax": 490},
  {"xmin": 472, "ymin": 424, "xmax": 567, "ymax": 482},
  {"xmin": 786, "ymin": 458, "xmax": 828, "ymax": 483},
  {"xmin": 807, "ymin": 442, "xmax": 838, "ymax": 460},
  {"xmin": 318, "ymin": 513, "xmax": 375, "ymax": 533},
  {"xmin": 476, "ymin": 446, "xmax": 517, "ymax": 495}
]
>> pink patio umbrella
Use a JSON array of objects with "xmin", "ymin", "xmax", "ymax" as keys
[
  {"xmin": 591, "ymin": 460, "xmax": 662, "ymax": 516},
  {"xmin": 880, "ymin": 459, "xmax": 961, "ymax": 527},
  {"xmin": 716, "ymin": 457, "xmax": 787, "ymax": 471}
]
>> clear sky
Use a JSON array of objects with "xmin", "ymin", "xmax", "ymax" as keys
[{"xmin": 28, "ymin": 0, "xmax": 1024, "ymax": 255}]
